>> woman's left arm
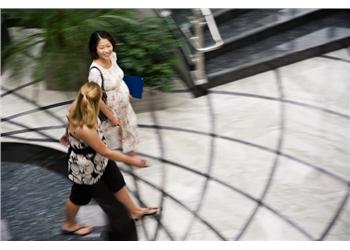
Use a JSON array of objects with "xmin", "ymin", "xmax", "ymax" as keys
[{"xmin": 99, "ymin": 99, "xmax": 121, "ymax": 126}]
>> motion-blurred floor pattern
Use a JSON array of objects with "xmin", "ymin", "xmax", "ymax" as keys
[{"xmin": 1, "ymin": 48, "xmax": 349, "ymax": 240}]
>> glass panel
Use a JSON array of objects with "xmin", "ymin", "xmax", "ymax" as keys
[{"xmin": 158, "ymin": 9, "xmax": 197, "ymax": 67}]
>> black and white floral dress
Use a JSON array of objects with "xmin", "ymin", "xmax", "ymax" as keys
[{"xmin": 67, "ymin": 127, "xmax": 108, "ymax": 185}]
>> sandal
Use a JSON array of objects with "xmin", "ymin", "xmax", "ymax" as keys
[{"xmin": 61, "ymin": 225, "xmax": 94, "ymax": 236}]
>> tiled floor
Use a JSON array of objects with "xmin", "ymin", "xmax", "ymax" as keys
[{"xmin": 1, "ymin": 48, "xmax": 350, "ymax": 240}]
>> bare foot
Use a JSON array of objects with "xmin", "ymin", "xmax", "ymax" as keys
[{"xmin": 130, "ymin": 207, "xmax": 158, "ymax": 220}]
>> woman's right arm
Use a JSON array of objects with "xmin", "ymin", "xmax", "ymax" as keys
[
  {"xmin": 59, "ymin": 100, "xmax": 77, "ymax": 146},
  {"xmin": 78, "ymin": 126, "xmax": 147, "ymax": 167}
]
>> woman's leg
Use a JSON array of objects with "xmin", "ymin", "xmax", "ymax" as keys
[
  {"xmin": 61, "ymin": 184, "xmax": 94, "ymax": 235},
  {"xmin": 113, "ymin": 186, "xmax": 158, "ymax": 220},
  {"xmin": 62, "ymin": 198, "xmax": 80, "ymax": 227},
  {"xmin": 102, "ymin": 160, "xmax": 157, "ymax": 220}
]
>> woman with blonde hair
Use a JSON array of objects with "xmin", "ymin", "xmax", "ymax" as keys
[{"xmin": 61, "ymin": 82, "xmax": 157, "ymax": 236}]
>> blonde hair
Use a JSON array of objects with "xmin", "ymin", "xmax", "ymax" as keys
[{"xmin": 68, "ymin": 82, "xmax": 102, "ymax": 129}]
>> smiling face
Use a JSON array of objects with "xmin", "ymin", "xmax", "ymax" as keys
[{"xmin": 96, "ymin": 38, "xmax": 113, "ymax": 61}]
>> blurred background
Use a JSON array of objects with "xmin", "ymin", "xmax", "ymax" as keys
[{"xmin": 1, "ymin": 9, "xmax": 350, "ymax": 240}]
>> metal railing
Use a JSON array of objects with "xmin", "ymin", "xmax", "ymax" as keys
[{"xmin": 159, "ymin": 9, "xmax": 223, "ymax": 87}]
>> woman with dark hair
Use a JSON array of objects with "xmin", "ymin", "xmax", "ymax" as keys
[
  {"xmin": 61, "ymin": 82, "xmax": 157, "ymax": 236},
  {"xmin": 88, "ymin": 30, "xmax": 139, "ymax": 155}
]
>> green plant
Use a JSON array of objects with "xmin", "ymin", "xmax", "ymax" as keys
[
  {"xmin": 2, "ymin": 9, "xmax": 178, "ymax": 91},
  {"xmin": 114, "ymin": 17, "xmax": 178, "ymax": 91}
]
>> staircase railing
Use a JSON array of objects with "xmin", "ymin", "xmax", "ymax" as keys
[{"xmin": 158, "ymin": 9, "xmax": 223, "ymax": 91}]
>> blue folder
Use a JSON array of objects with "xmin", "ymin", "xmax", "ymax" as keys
[{"xmin": 123, "ymin": 75, "xmax": 144, "ymax": 99}]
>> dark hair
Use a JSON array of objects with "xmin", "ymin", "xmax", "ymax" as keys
[{"xmin": 88, "ymin": 31, "xmax": 116, "ymax": 60}]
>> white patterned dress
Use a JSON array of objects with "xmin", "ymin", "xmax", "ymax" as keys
[{"xmin": 88, "ymin": 52, "xmax": 139, "ymax": 153}]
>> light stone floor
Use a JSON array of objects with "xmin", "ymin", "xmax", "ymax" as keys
[{"xmin": 1, "ymin": 48, "xmax": 350, "ymax": 240}]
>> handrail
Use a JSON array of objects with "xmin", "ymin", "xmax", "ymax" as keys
[
  {"xmin": 157, "ymin": 8, "xmax": 224, "ymax": 93},
  {"xmin": 197, "ymin": 9, "xmax": 224, "ymax": 52},
  {"xmin": 181, "ymin": 9, "xmax": 224, "ymax": 52}
]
